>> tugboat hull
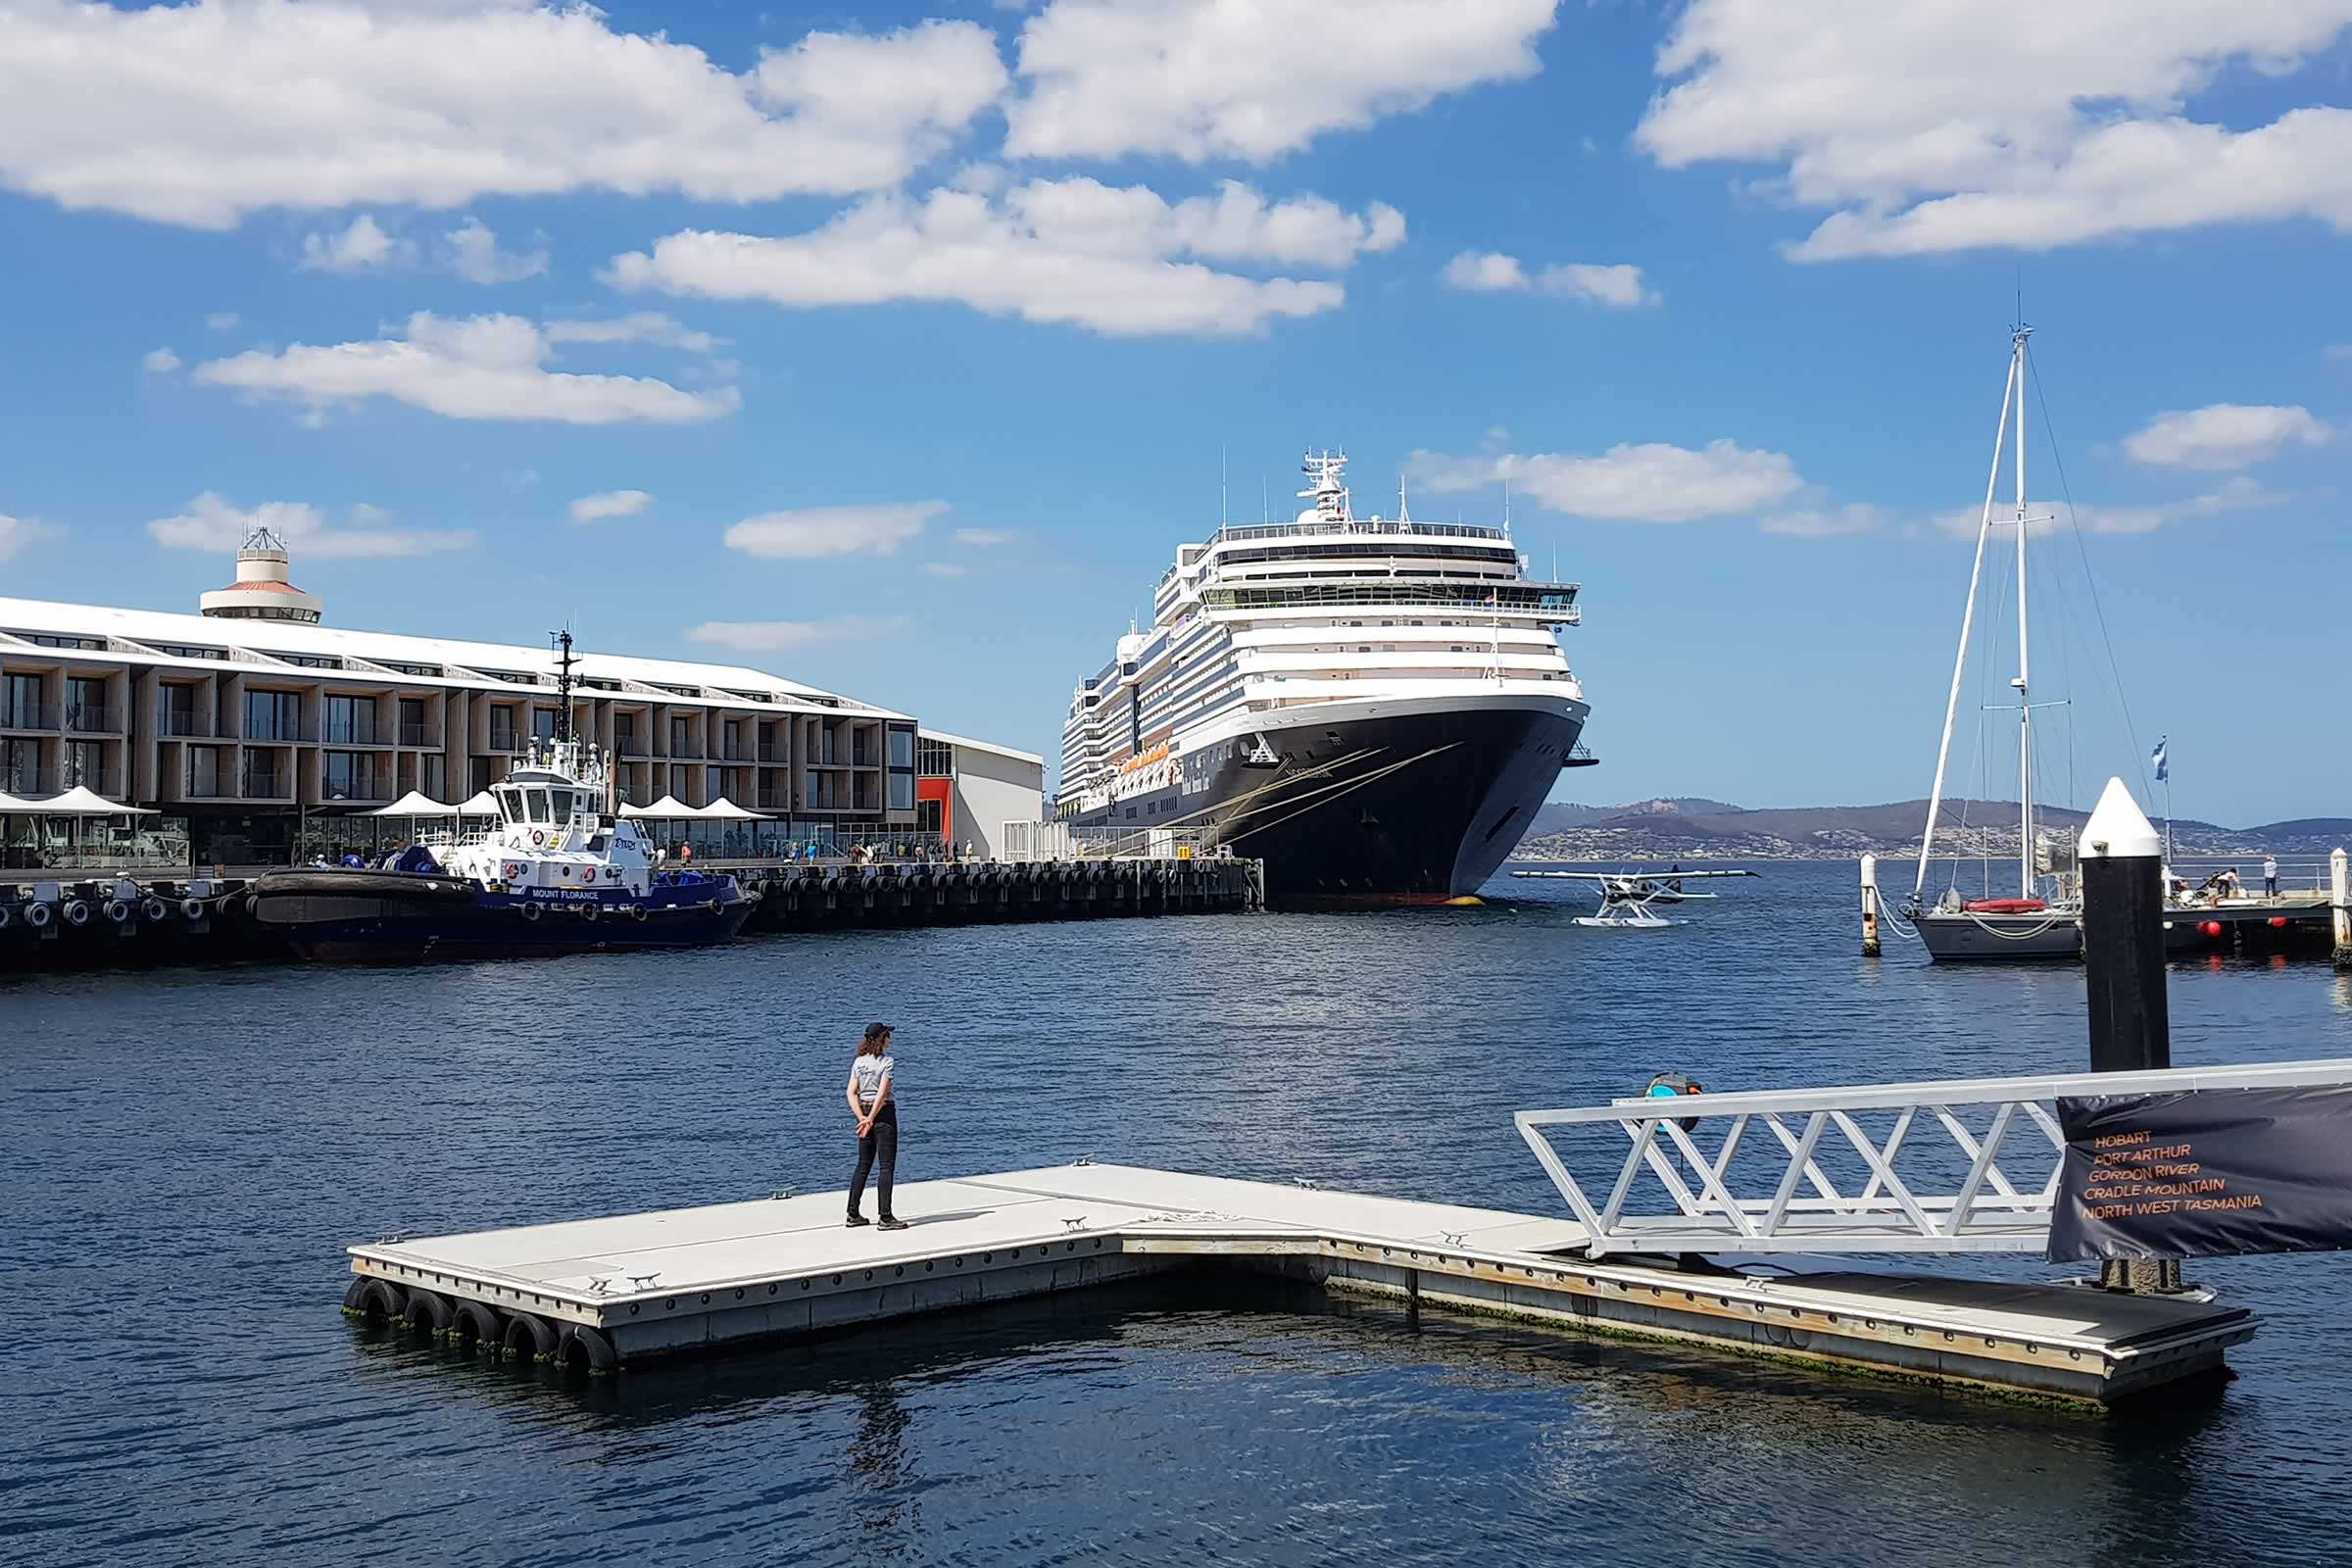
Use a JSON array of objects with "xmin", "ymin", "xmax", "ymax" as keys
[{"xmin": 248, "ymin": 868, "xmax": 755, "ymax": 962}]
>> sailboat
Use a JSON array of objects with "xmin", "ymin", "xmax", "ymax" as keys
[{"xmin": 1905, "ymin": 325, "xmax": 2084, "ymax": 961}]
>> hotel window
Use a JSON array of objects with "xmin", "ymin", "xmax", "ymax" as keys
[
  {"xmin": 887, "ymin": 772, "xmax": 913, "ymax": 811},
  {"xmin": 706, "ymin": 765, "xmax": 723, "ymax": 801},
  {"xmin": 670, "ymin": 715, "xmax": 693, "ymax": 756},
  {"xmin": 915, "ymin": 737, "xmax": 954, "ymax": 777},
  {"xmin": 888, "ymin": 728, "xmax": 913, "ymax": 769},
  {"xmin": 322, "ymin": 751, "xmax": 373, "ymax": 800},
  {"xmin": 533, "ymin": 708, "xmax": 558, "ymax": 742},
  {"xmin": 159, "ymin": 684, "xmax": 198, "ymax": 737},
  {"xmin": 61, "ymin": 740, "xmax": 101, "ymax": 788},
  {"xmin": 398, "ymin": 697, "xmax": 427, "ymax": 747},
  {"xmin": 3, "ymin": 672, "xmax": 44, "ymax": 728},
  {"xmin": 421, "ymin": 755, "xmax": 446, "ymax": 801},
  {"xmin": 65, "ymin": 676, "xmax": 109, "ymax": 733},
  {"xmin": 489, "ymin": 708, "xmax": 518, "ymax": 752},
  {"xmin": 324, "ymin": 695, "xmax": 375, "ymax": 745},
  {"xmin": 0, "ymin": 738, "xmax": 36, "ymax": 792},
  {"xmin": 245, "ymin": 689, "xmax": 301, "ymax": 742}
]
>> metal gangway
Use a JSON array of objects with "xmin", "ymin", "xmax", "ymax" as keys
[{"xmin": 1517, "ymin": 1057, "xmax": 2352, "ymax": 1256}]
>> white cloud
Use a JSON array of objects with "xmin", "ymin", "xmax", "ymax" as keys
[
  {"xmin": 1004, "ymin": 0, "xmax": 1557, "ymax": 163},
  {"xmin": 723, "ymin": 502, "xmax": 947, "ymax": 560},
  {"xmin": 2122, "ymin": 403, "xmax": 2334, "ymax": 469},
  {"xmin": 147, "ymin": 491, "xmax": 475, "ymax": 559},
  {"xmin": 205, "ymin": 312, "xmax": 238, "ymax": 331},
  {"xmin": 924, "ymin": 562, "xmax": 972, "ymax": 577},
  {"xmin": 1412, "ymin": 440, "xmax": 1804, "ymax": 523},
  {"xmin": 688, "ymin": 615, "xmax": 910, "ymax": 653},
  {"xmin": 0, "ymin": 513, "xmax": 66, "ymax": 563},
  {"xmin": 569, "ymin": 489, "xmax": 653, "ymax": 523},
  {"xmin": 606, "ymin": 176, "xmax": 1396, "ymax": 337},
  {"xmin": 191, "ymin": 313, "xmax": 739, "ymax": 425},
  {"xmin": 543, "ymin": 313, "xmax": 719, "ymax": 354},
  {"xmin": 1935, "ymin": 476, "xmax": 2288, "ymax": 537},
  {"xmin": 298, "ymin": 214, "xmax": 414, "ymax": 272},
  {"xmin": 1638, "ymin": 2, "xmax": 2352, "ymax": 260},
  {"xmin": 1760, "ymin": 503, "xmax": 1886, "ymax": 538},
  {"xmin": 1444, "ymin": 251, "xmax": 1656, "ymax": 307},
  {"xmin": 953, "ymin": 527, "xmax": 1012, "ymax": 546},
  {"xmin": 0, "ymin": 6, "xmax": 1008, "ymax": 228},
  {"xmin": 2328, "ymin": 343, "xmax": 2352, "ymax": 361},
  {"xmin": 443, "ymin": 218, "xmax": 548, "ymax": 284},
  {"xmin": 142, "ymin": 347, "xmax": 181, "ymax": 374}
]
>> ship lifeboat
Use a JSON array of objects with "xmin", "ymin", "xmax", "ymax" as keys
[{"xmin": 1962, "ymin": 898, "xmax": 2048, "ymax": 914}]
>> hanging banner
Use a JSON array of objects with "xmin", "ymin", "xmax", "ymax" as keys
[{"xmin": 2046, "ymin": 1085, "xmax": 2352, "ymax": 1262}]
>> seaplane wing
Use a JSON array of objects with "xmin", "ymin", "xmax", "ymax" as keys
[{"xmin": 1513, "ymin": 866, "xmax": 1757, "ymax": 926}]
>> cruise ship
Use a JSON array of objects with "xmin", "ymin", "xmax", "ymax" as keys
[{"xmin": 1058, "ymin": 451, "xmax": 1592, "ymax": 903}]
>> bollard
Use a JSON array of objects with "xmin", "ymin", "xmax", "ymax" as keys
[
  {"xmin": 2078, "ymin": 776, "xmax": 2178, "ymax": 1293},
  {"xmin": 2332, "ymin": 848, "xmax": 2351, "ymax": 970},
  {"xmin": 1859, "ymin": 854, "xmax": 1882, "ymax": 957}
]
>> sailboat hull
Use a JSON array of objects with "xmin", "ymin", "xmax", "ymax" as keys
[{"xmin": 1913, "ymin": 907, "xmax": 2081, "ymax": 961}]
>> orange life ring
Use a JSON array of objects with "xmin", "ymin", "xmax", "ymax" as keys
[{"xmin": 583, "ymin": 867, "xmax": 596, "ymax": 883}]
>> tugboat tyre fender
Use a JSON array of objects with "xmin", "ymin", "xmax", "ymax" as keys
[
  {"xmin": 520, "ymin": 902, "xmax": 542, "ymax": 922},
  {"xmin": 707, "ymin": 898, "xmax": 722, "ymax": 917},
  {"xmin": 0, "ymin": 904, "xmax": 10, "ymax": 929},
  {"xmin": 24, "ymin": 901, "xmax": 51, "ymax": 928},
  {"xmin": 451, "ymin": 1299, "xmax": 503, "ymax": 1350},
  {"xmin": 557, "ymin": 1323, "xmax": 618, "ymax": 1375},
  {"xmin": 501, "ymin": 1309, "xmax": 559, "ymax": 1362},
  {"xmin": 580, "ymin": 902, "xmax": 600, "ymax": 922},
  {"xmin": 181, "ymin": 898, "xmax": 206, "ymax": 920},
  {"xmin": 104, "ymin": 898, "xmax": 131, "ymax": 922},
  {"xmin": 142, "ymin": 896, "xmax": 170, "ymax": 922},
  {"xmin": 402, "ymin": 1287, "xmax": 454, "ymax": 1337},
  {"xmin": 631, "ymin": 905, "xmax": 649, "ymax": 923}
]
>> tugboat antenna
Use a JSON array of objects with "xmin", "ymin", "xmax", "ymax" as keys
[{"xmin": 549, "ymin": 627, "xmax": 576, "ymax": 745}]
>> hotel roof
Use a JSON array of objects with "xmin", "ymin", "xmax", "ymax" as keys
[{"xmin": 0, "ymin": 595, "xmax": 912, "ymax": 721}]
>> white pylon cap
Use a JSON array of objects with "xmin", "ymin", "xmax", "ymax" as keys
[{"xmin": 2079, "ymin": 775, "xmax": 2161, "ymax": 859}]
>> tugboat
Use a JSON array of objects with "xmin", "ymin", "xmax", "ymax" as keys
[{"xmin": 247, "ymin": 634, "xmax": 757, "ymax": 961}]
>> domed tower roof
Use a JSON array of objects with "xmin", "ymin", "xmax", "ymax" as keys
[{"xmin": 199, "ymin": 526, "xmax": 323, "ymax": 623}]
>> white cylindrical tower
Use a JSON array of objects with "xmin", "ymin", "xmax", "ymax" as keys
[{"xmin": 199, "ymin": 527, "xmax": 323, "ymax": 623}]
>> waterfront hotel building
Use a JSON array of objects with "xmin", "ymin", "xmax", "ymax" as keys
[{"xmin": 0, "ymin": 533, "xmax": 1041, "ymax": 862}]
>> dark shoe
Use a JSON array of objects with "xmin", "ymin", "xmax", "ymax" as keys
[
  {"xmin": 845, "ymin": 1213, "xmax": 870, "ymax": 1227},
  {"xmin": 877, "ymin": 1216, "xmax": 908, "ymax": 1232}
]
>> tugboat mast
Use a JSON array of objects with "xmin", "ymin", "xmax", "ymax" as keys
[{"xmin": 549, "ymin": 628, "xmax": 577, "ymax": 745}]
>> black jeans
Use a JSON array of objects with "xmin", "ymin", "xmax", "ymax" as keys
[{"xmin": 850, "ymin": 1103, "xmax": 899, "ymax": 1219}]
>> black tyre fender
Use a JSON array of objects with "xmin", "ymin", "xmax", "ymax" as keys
[
  {"xmin": 520, "ymin": 902, "xmax": 542, "ymax": 922},
  {"xmin": 450, "ymin": 1299, "xmax": 503, "ymax": 1350},
  {"xmin": 556, "ymin": 1322, "xmax": 619, "ymax": 1375},
  {"xmin": 630, "ymin": 904, "xmax": 649, "ymax": 923},
  {"xmin": 501, "ymin": 1309, "xmax": 559, "ymax": 1362},
  {"xmin": 403, "ymin": 1287, "xmax": 454, "ymax": 1337},
  {"xmin": 355, "ymin": 1277, "xmax": 407, "ymax": 1323},
  {"xmin": 340, "ymin": 1277, "xmax": 372, "ymax": 1319}
]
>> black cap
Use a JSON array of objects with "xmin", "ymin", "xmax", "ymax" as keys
[{"xmin": 863, "ymin": 1021, "xmax": 894, "ymax": 1043}]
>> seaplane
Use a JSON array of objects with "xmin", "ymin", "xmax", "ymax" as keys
[{"xmin": 1510, "ymin": 866, "xmax": 1759, "ymax": 928}]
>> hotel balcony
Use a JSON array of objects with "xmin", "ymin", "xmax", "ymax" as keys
[
  {"xmin": 487, "ymin": 728, "xmax": 522, "ymax": 754},
  {"xmin": 614, "ymin": 736, "xmax": 650, "ymax": 758},
  {"xmin": 3, "ymin": 766, "xmax": 129, "ymax": 799},
  {"xmin": 1, "ymin": 703, "xmax": 59, "ymax": 732},
  {"xmin": 395, "ymin": 722, "xmax": 441, "ymax": 749},
  {"xmin": 157, "ymin": 710, "xmax": 215, "ymax": 739},
  {"xmin": 63, "ymin": 705, "xmax": 117, "ymax": 735}
]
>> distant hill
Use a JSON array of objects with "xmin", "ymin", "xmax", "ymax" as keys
[{"xmin": 1517, "ymin": 797, "xmax": 2342, "ymax": 860}]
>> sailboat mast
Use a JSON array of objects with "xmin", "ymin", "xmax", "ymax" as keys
[
  {"xmin": 1915, "ymin": 345, "xmax": 2020, "ymax": 898},
  {"xmin": 2012, "ymin": 326, "xmax": 2034, "ymax": 899}
]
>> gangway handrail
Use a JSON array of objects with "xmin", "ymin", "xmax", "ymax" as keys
[{"xmin": 1515, "ymin": 1056, "xmax": 2352, "ymax": 1256}]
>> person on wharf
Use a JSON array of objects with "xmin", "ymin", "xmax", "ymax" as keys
[{"xmin": 847, "ymin": 1023, "xmax": 906, "ymax": 1231}]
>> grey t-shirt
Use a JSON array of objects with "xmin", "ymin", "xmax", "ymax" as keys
[{"xmin": 852, "ymin": 1053, "xmax": 895, "ymax": 1109}]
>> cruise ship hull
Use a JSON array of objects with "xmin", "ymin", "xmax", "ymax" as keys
[{"xmin": 1072, "ymin": 697, "xmax": 1587, "ymax": 904}]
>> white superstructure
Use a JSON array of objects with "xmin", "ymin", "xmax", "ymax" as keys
[{"xmin": 1060, "ymin": 451, "xmax": 1583, "ymax": 813}]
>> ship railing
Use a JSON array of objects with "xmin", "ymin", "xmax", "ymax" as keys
[{"xmin": 1517, "ymin": 1057, "xmax": 2352, "ymax": 1256}]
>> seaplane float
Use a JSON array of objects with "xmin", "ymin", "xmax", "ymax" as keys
[{"xmin": 1509, "ymin": 867, "xmax": 1758, "ymax": 928}]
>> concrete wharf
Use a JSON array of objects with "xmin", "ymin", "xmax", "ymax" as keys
[
  {"xmin": 345, "ymin": 1162, "xmax": 2252, "ymax": 1407},
  {"xmin": 0, "ymin": 855, "xmax": 1264, "ymax": 970}
]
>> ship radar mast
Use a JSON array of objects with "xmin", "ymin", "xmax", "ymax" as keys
[
  {"xmin": 548, "ymin": 627, "xmax": 577, "ymax": 746},
  {"xmin": 1297, "ymin": 449, "xmax": 1351, "ymax": 526}
]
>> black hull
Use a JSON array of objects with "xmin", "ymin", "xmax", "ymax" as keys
[
  {"xmin": 248, "ymin": 868, "xmax": 755, "ymax": 962},
  {"xmin": 1073, "ymin": 702, "xmax": 1586, "ymax": 904}
]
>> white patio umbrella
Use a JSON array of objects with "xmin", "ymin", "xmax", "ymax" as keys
[
  {"xmin": 457, "ymin": 790, "xmax": 499, "ymax": 815},
  {"xmin": 620, "ymin": 795, "xmax": 696, "ymax": 818},
  {"xmin": 367, "ymin": 790, "xmax": 463, "ymax": 818},
  {"xmin": 699, "ymin": 797, "xmax": 772, "ymax": 820},
  {"xmin": 24, "ymin": 784, "xmax": 158, "ymax": 815}
]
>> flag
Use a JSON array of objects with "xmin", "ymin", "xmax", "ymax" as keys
[{"xmin": 2151, "ymin": 736, "xmax": 2168, "ymax": 783}]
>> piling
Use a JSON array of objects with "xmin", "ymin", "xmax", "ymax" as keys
[
  {"xmin": 2077, "ymin": 776, "xmax": 2177, "ymax": 1293},
  {"xmin": 1859, "ymin": 854, "xmax": 1882, "ymax": 957},
  {"xmin": 2331, "ymin": 847, "xmax": 2352, "ymax": 970}
]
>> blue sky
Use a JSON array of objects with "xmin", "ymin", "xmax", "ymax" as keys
[{"xmin": 2, "ymin": 1, "xmax": 2349, "ymax": 825}]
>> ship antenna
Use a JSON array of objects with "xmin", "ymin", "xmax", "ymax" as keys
[
  {"xmin": 1220, "ymin": 444, "xmax": 1228, "ymax": 530},
  {"xmin": 1397, "ymin": 472, "xmax": 1410, "ymax": 524},
  {"xmin": 548, "ymin": 627, "xmax": 576, "ymax": 746}
]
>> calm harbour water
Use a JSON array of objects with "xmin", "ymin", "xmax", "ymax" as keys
[{"xmin": 6, "ymin": 859, "xmax": 2352, "ymax": 1567}]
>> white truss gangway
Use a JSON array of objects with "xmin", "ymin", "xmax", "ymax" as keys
[{"xmin": 1516, "ymin": 1056, "xmax": 2352, "ymax": 1257}]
